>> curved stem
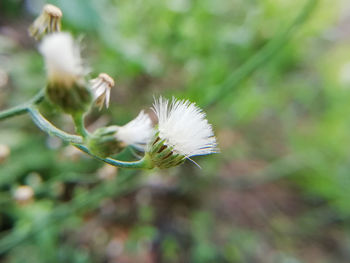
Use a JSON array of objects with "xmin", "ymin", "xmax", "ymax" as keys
[
  {"xmin": 74, "ymin": 144, "xmax": 154, "ymax": 169},
  {"xmin": 0, "ymin": 89, "xmax": 45, "ymax": 120},
  {"xmin": 27, "ymin": 106, "xmax": 83, "ymax": 144},
  {"xmin": 27, "ymin": 106, "xmax": 153, "ymax": 169}
]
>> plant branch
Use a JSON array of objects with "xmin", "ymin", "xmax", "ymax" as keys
[
  {"xmin": 27, "ymin": 106, "xmax": 83, "ymax": 144},
  {"xmin": 0, "ymin": 90, "xmax": 45, "ymax": 120},
  {"xmin": 72, "ymin": 112, "xmax": 89, "ymax": 138},
  {"xmin": 74, "ymin": 144, "xmax": 154, "ymax": 169},
  {"xmin": 26, "ymin": 106, "xmax": 153, "ymax": 169}
]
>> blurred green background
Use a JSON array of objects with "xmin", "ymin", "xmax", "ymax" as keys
[{"xmin": 1, "ymin": 0, "xmax": 350, "ymax": 262}]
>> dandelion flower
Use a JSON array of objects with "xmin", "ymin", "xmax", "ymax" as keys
[
  {"xmin": 148, "ymin": 97, "xmax": 218, "ymax": 168},
  {"xmin": 39, "ymin": 32, "xmax": 91, "ymax": 113}
]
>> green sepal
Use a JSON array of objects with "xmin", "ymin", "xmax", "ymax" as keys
[
  {"xmin": 46, "ymin": 82, "xmax": 92, "ymax": 114},
  {"xmin": 86, "ymin": 126, "xmax": 123, "ymax": 158},
  {"xmin": 147, "ymin": 135, "xmax": 185, "ymax": 169}
]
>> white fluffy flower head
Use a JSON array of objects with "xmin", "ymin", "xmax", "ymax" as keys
[
  {"xmin": 115, "ymin": 110, "xmax": 154, "ymax": 151},
  {"xmin": 152, "ymin": 97, "xmax": 218, "ymax": 157},
  {"xmin": 39, "ymin": 32, "xmax": 85, "ymax": 86}
]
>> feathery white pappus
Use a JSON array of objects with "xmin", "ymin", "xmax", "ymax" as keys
[
  {"xmin": 115, "ymin": 110, "xmax": 154, "ymax": 150},
  {"xmin": 90, "ymin": 73, "xmax": 114, "ymax": 110},
  {"xmin": 39, "ymin": 32, "xmax": 85, "ymax": 86},
  {"xmin": 152, "ymin": 97, "xmax": 218, "ymax": 157}
]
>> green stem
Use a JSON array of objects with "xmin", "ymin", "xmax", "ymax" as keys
[
  {"xmin": 27, "ymin": 106, "xmax": 83, "ymax": 144},
  {"xmin": 0, "ymin": 104, "xmax": 29, "ymax": 120},
  {"xmin": 72, "ymin": 112, "xmax": 89, "ymax": 137},
  {"xmin": 74, "ymin": 144, "xmax": 154, "ymax": 169},
  {"xmin": 27, "ymin": 106, "xmax": 153, "ymax": 169},
  {"xmin": 0, "ymin": 90, "xmax": 45, "ymax": 120}
]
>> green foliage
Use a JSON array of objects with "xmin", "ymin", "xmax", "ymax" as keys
[{"xmin": 1, "ymin": 0, "xmax": 350, "ymax": 262}]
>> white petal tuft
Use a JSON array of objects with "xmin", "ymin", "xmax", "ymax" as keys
[
  {"xmin": 39, "ymin": 32, "xmax": 84, "ymax": 85},
  {"xmin": 115, "ymin": 111, "xmax": 154, "ymax": 150},
  {"xmin": 152, "ymin": 97, "xmax": 218, "ymax": 157},
  {"xmin": 90, "ymin": 73, "xmax": 114, "ymax": 110}
]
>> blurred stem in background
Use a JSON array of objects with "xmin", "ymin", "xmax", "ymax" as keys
[
  {"xmin": 202, "ymin": 0, "xmax": 318, "ymax": 108},
  {"xmin": 0, "ymin": 170, "xmax": 141, "ymax": 254}
]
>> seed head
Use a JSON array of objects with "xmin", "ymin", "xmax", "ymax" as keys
[
  {"xmin": 39, "ymin": 32, "xmax": 92, "ymax": 114},
  {"xmin": 147, "ymin": 97, "xmax": 218, "ymax": 168}
]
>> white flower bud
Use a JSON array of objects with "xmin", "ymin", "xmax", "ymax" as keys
[
  {"xmin": 87, "ymin": 110, "xmax": 154, "ymax": 157},
  {"xmin": 29, "ymin": 4, "xmax": 62, "ymax": 40},
  {"xmin": 90, "ymin": 73, "xmax": 114, "ymax": 110}
]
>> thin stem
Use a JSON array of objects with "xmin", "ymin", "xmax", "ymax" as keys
[
  {"xmin": 30, "ymin": 89, "xmax": 46, "ymax": 105},
  {"xmin": 74, "ymin": 144, "xmax": 154, "ymax": 169},
  {"xmin": 0, "ymin": 104, "xmax": 29, "ymax": 120},
  {"xmin": 0, "ymin": 89, "xmax": 45, "ymax": 120},
  {"xmin": 72, "ymin": 112, "xmax": 89, "ymax": 138},
  {"xmin": 27, "ymin": 106, "xmax": 83, "ymax": 144},
  {"xmin": 27, "ymin": 106, "xmax": 152, "ymax": 169}
]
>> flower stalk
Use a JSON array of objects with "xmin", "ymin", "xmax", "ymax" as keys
[
  {"xmin": 0, "ymin": 3, "xmax": 219, "ymax": 171},
  {"xmin": 0, "ymin": 90, "xmax": 44, "ymax": 120},
  {"xmin": 72, "ymin": 112, "xmax": 89, "ymax": 138}
]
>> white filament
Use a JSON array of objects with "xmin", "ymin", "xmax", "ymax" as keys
[
  {"xmin": 90, "ymin": 78, "xmax": 111, "ymax": 109},
  {"xmin": 39, "ymin": 32, "xmax": 84, "ymax": 85},
  {"xmin": 152, "ymin": 97, "xmax": 218, "ymax": 157},
  {"xmin": 115, "ymin": 110, "xmax": 154, "ymax": 151}
]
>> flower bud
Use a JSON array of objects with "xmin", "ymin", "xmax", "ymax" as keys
[
  {"xmin": 29, "ymin": 4, "xmax": 62, "ymax": 40},
  {"xmin": 147, "ymin": 135, "xmax": 185, "ymax": 169},
  {"xmin": 86, "ymin": 110, "xmax": 154, "ymax": 157},
  {"xmin": 90, "ymin": 73, "xmax": 114, "ymax": 110},
  {"xmin": 39, "ymin": 32, "xmax": 92, "ymax": 114},
  {"xmin": 86, "ymin": 126, "xmax": 124, "ymax": 158}
]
